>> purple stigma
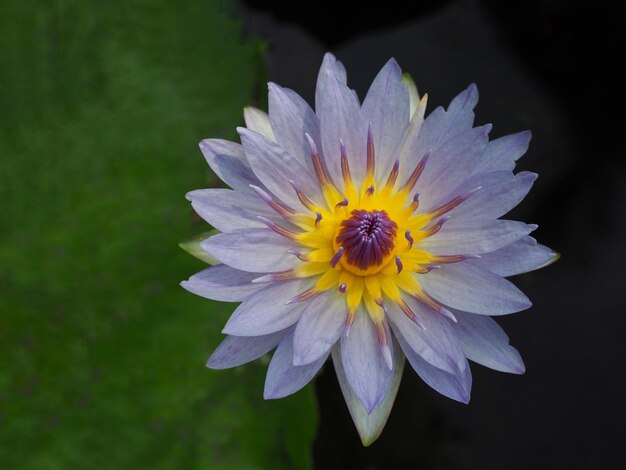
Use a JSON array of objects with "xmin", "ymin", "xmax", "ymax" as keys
[
  {"xmin": 335, "ymin": 197, "xmax": 349, "ymax": 209},
  {"xmin": 338, "ymin": 283, "xmax": 347, "ymax": 293},
  {"xmin": 336, "ymin": 209, "xmax": 397, "ymax": 270},
  {"xmin": 330, "ymin": 246, "xmax": 344, "ymax": 268},
  {"xmin": 395, "ymin": 256, "xmax": 403, "ymax": 273},
  {"xmin": 315, "ymin": 211, "xmax": 322, "ymax": 226},
  {"xmin": 405, "ymin": 230, "xmax": 414, "ymax": 249}
]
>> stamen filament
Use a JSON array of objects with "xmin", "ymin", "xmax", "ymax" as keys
[
  {"xmin": 250, "ymin": 184, "xmax": 295, "ymax": 217},
  {"xmin": 400, "ymin": 150, "xmax": 430, "ymax": 193},
  {"xmin": 257, "ymin": 216, "xmax": 300, "ymax": 239}
]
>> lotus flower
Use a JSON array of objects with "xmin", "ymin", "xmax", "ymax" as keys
[{"xmin": 181, "ymin": 53, "xmax": 557, "ymax": 445}]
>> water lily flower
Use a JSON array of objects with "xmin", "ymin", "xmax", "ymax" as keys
[{"xmin": 181, "ymin": 53, "xmax": 558, "ymax": 445}]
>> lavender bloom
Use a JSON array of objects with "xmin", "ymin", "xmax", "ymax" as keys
[{"xmin": 181, "ymin": 53, "xmax": 558, "ymax": 445}]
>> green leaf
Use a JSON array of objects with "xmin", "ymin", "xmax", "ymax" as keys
[{"xmin": 0, "ymin": 1, "xmax": 316, "ymax": 468}]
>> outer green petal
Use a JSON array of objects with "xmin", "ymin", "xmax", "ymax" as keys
[
  {"xmin": 331, "ymin": 339, "xmax": 405, "ymax": 446},
  {"xmin": 179, "ymin": 230, "xmax": 220, "ymax": 265},
  {"xmin": 402, "ymin": 72, "xmax": 420, "ymax": 118}
]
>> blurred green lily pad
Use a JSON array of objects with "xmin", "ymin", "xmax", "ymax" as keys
[{"xmin": 0, "ymin": 1, "xmax": 317, "ymax": 468}]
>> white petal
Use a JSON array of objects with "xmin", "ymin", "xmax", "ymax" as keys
[
  {"xmin": 264, "ymin": 329, "xmax": 327, "ymax": 399},
  {"xmin": 199, "ymin": 139, "xmax": 259, "ymax": 192},
  {"xmin": 180, "ymin": 264, "xmax": 263, "ymax": 302},
  {"xmin": 238, "ymin": 127, "xmax": 323, "ymax": 208},
  {"xmin": 419, "ymin": 219, "xmax": 535, "ymax": 255},
  {"xmin": 452, "ymin": 311, "xmax": 525, "ymax": 374},
  {"xmin": 396, "ymin": 330, "xmax": 472, "ymax": 403},
  {"xmin": 207, "ymin": 331, "xmax": 286, "ymax": 369},
  {"xmin": 468, "ymin": 236, "xmax": 559, "ymax": 277},
  {"xmin": 186, "ymin": 188, "xmax": 274, "ymax": 233},
  {"xmin": 201, "ymin": 228, "xmax": 298, "ymax": 273},
  {"xmin": 419, "ymin": 262, "xmax": 532, "ymax": 315},
  {"xmin": 222, "ymin": 279, "xmax": 313, "ymax": 336},
  {"xmin": 332, "ymin": 341, "xmax": 405, "ymax": 446},
  {"xmin": 360, "ymin": 58, "xmax": 410, "ymax": 182},
  {"xmin": 315, "ymin": 53, "xmax": 366, "ymax": 188},
  {"xmin": 473, "ymin": 130, "xmax": 532, "ymax": 174},
  {"xmin": 340, "ymin": 309, "xmax": 394, "ymax": 413},
  {"xmin": 293, "ymin": 291, "xmax": 346, "ymax": 366},
  {"xmin": 387, "ymin": 296, "xmax": 466, "ymax": 374},
  {"xmin": 243, "ymin": 106, "xmax": 275, "ymax": 141}
]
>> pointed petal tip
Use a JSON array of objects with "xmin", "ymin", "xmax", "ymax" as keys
[
  {"xmin": 467, "ymin": 82, "xmax": 479, "ymax": 98},
  {"xmin": 206, "ymin": 350, "xmax": 231, "ymax": 370},
  {"xmin": 263, "ymin": 387, "xmax": 281, "ymax": 400}
]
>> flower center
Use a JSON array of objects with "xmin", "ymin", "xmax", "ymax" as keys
[{"xmin": 335, "ymin": 209, "xmax": 398, "ymax": 273}]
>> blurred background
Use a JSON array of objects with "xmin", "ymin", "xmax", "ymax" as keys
[{"xmin": 1, "ymin": 0, "xmax": 624, "ymax": 468}]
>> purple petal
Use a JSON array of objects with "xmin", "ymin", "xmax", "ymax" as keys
[
  {"xmin": 239, "ymin": 127, "xmax": 323, "ymax": 208},
  {"xmin": 468, "ymin": 236, "xmax": 559, "ymax": 277},
  {"xmin": 473, "ymin": 130, "xmax": 532, "ymax": 175},
  {"xmin": 442, "ymin": 171, "xmax": 537, "ymax": 220},
  {"xmin": 417, "ymin": 125, "xmax": 491, "ymax": 212},
  {"xmin": 243, "ymin": 106, "xmax": 275, "ymax": 141},
  {"xmin": 332, "ymin": 341, "xmax": 405, "ymax": 446},
  {"xmin": 395, "ymin": 330, "xmax": 472, "ymax": 403},
  {"xmin": 394, "ymin": 96, "xmax": 428, "ymax": 185},
  {"xmin": 387, "ymin": 295, "xmax": 466, "ymax": 374},
  {"xmin": 360, "ymin": 58, "xmax": 410, "ymax": 182},
  {"xmin": 293, "ymin": 291, "xmax": 346, "ymax": 365},
  {"xmin": 199, "ymin": 139, "xmax": 260, "ymax": 193},
  {"xmin": 268, "ymin": 83, "xmax": 322, "ymax": 177},
  {"xmin": 180, "ymin": 264, "xmax": 263, "ymax": 302},
  {"xmin": 340, "ymin": 309, "xmax": 394, "ymax": 413},
  {"xmin": 419, "ymin": 262, "xmax": 532, "ymax": 315},
  {"xmin": 416, "ymin": 83, "xmax": 479, "ymax": 158},
  {"xmin": 264, "ymin": 329, "xmax": 327, "ymax": 399},
  {"xmin": 207, "ymin": 331, "xmax": 286, "ymax": 369},
  {"xmin": 201, "ymin": 228, "xmax": 298, "ymax": 273},
  {"xmin": 222, "ymin": 279, "xmax": 313, "ymax": 336},
  {"xmin": 452, "ymin": 311, "xmax": 525, "ymax": 374},
  {"xmin": 420, "ymin": 219, "xmax": 535, "ymax": 255},
  {"xmin": 315, "ymin": 53, "xmax": 366, "ymax": 188},
  {"xmin": 186, "ymin": 188, "xmax": 275, "ymax": 233}
]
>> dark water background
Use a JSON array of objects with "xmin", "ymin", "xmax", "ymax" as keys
[{"xmin": 241, "ymin": 0, "xmax": 626, "ymax": 467}]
